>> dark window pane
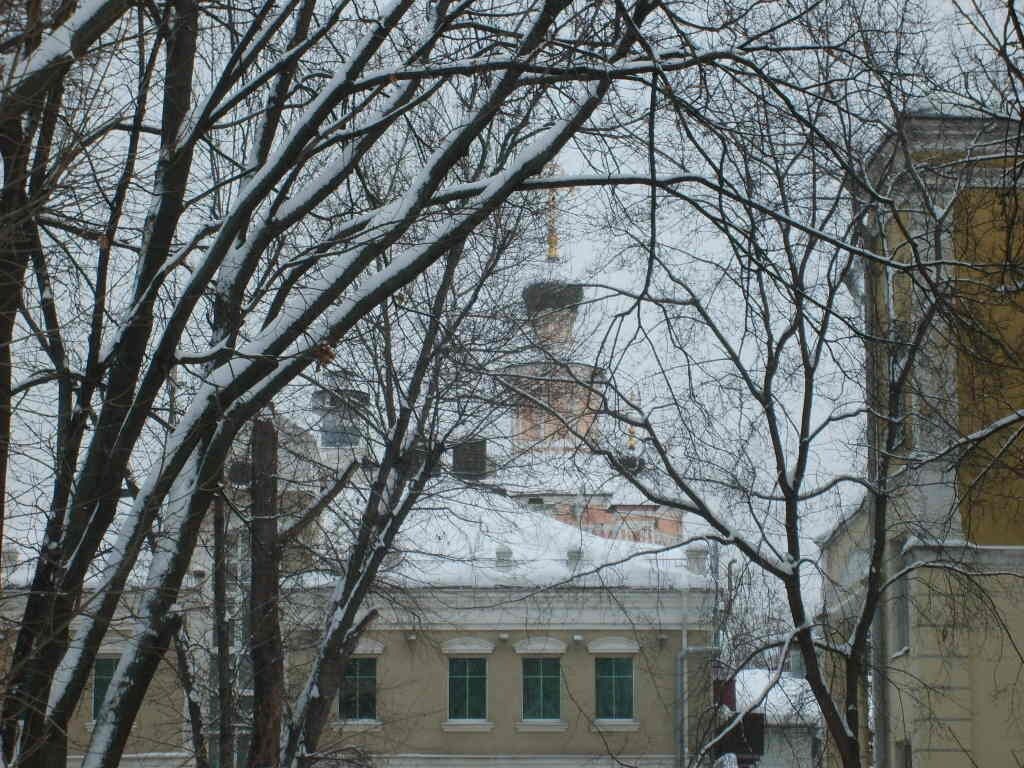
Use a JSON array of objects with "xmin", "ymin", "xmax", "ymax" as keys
[
  {"xmin": 359, "ymin": 689, "xmax": 375, "ymax": 716},
  {"xmin": 595, "ymin": 656, "xmax": 633, "ymax": 719},
  {"xmin": 596, "ymin": 678, "xmax": 612, "ymax": 717},
  {"xmin": 523, "ymin": 677, "xmax": 542, "ymax": 719},
  {"xmin": 340, "ymin": 657, "xmax": 377, "ymax": 719},
  {"xmin": 467, "ymin": 678, "xmax": 486, "ymax": 717},
  {"xmin": 523, "ymin": 657, "xmax": 560, "ymax": 720},
  {"xmin": 542, "ymin": 675, "xmax": 560, "ymax": 718},
  {"xmin": 614, "ymin": 675, "xmax": 633, "ymax": 718},
  {"xmin": 235, "ymin": 732, "xmax": 250, "ymax": 768},
  {"xmin": 449, "ymin": 677, "xmax": 467, "ymax": 718},
  {"xmin": 93, "ymin": 657, "xmax": 118, "ymax": 716}
]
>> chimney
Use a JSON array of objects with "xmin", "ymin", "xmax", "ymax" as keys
[
  {"xmin": 1, "ymin": 545, "xmax": 18, "ymax": 585},
  {"xmin": 227, "ymin": 458, "xmax": 251, "ymax": 486},
  {"xmin": 789, "ymin": 649, "xmax": 806, "ymax": 678},
  {"xmin": 495, "ymin": 546, "xmax": 514, "ymax": 569},
  {"xmin": 566, "ymin": 547, "xmax": 584, "ymax": 570},
  {"xmin": 400, "ymin": 442, "xmax": 429, "ymax": 479},
  {"xmin": 687, "ymin": 544, "xmax": 708, "ymax": 574},
  {"xmin": 452, "ymin": 439, "xmax": 487, "ymax": 480}
]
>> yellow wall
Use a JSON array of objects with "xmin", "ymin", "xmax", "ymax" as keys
[
  {"xmin": 883, "ymin": 557, "xmax": 1024, "ymax": 767},
  {"xmin": 301, "ymin": 628, "xmax": 697, "ymax": 759},
  {"xmin": 954, "ymin": 188, "xmax": 1024, "ymax": 544},
  {"xmin": 67, "ymin": 649, "xmax": 186, "ymax": 759}
]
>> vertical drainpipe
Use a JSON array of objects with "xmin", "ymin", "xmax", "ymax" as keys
[
  {"xmin": 871, "ymin": 526, "xmax": 889, "ymax": 768},
  {"xmin": 677, "ymin": 649, "xmax": 686, "ymax": 767},
  {"xmin": 679, "ymin": 544, "xmax": 721, "ymax": 768},
  {"xmin": 681, "ymin": 644, "xmax": 719, "ymax": 768},
  {"xmin": 677, "ymin": 586, "xmax": 688, "ymax": 768}
]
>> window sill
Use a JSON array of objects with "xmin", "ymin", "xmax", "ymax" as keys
[
  {"xmin": 516, "ymin": 720, "xmax": 568, "ymax": 733},
  {"xmin": 591, "ymin": 719, "xmax": 640, "ymax": 733},
  {"xmin": 330, "ymin": 719, "xmax": 382, "ymax": 732},
  {"xmin": 442, "ymin": 719, "xmax": 495, "ymax": 733}
]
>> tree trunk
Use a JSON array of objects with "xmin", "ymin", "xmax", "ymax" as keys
[
  {"xmin": 247, "ymin": 417, "xmax": 282, "ymax": 768},
  {"xmin": 213, "ymin": 493, "xmax": 235, "ymax": 768},
  {"xmin": 174, "ymin": 626, "xmax": 211, "ymax": 768}
]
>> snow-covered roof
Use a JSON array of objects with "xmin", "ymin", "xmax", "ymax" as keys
[
  {"xmin": 733, "ymin": 668, "xmax": 820, "ymax": 727},
  {"xmin": 384, "ymin": 483, "xmax": 698, "ymax": 590},
  {"xmin": 902, "ymin": 96, "xmax": 1003, "ymax": 120}
]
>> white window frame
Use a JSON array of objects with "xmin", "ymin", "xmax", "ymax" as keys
[
  {"xmin": 333, "ymin": 638, "xmax": 384, "ymax": 730},
  {"xmin": 443, "ymin": 655, "xmax": 493, "ymax": 732},
  {"xmin": 588, "ymin": 637, "xmax": 640, "ymax": 731}
]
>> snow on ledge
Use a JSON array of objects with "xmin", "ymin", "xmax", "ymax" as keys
[
  {"xmin": 514, "ymin": 636, "xmax": 567, "ymax": 655},
  {"xmin": 354, "ymin": 637, "xmax": 385, "ymax": 655},
  {"xmin": 587, "ymin": 636, "xmax": 640, "ymax": 654},
  {"xmin": 442, "ymin": 637, "xmax": 495, "ymax": 655}
]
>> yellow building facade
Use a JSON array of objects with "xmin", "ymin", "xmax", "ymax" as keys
[
  {"xmin": 43, "ymin": 492, "xmax": 715, "ymax": 768},
  {"xmin": 819, "ymin": 113, "xmax": 1024, "ymax": 768}
]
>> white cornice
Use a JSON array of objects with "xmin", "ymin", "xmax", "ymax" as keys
[
  {"xmin": 904, "ymin": 538, "xmax": 1024, "ymax": 571},
  {"xmin": 865, "ymin": 114, "xmax": 1022, "ymax": 195},
  {"xmin": 287, "ymin": 584, "xmax": 713, "ymax": 632}
]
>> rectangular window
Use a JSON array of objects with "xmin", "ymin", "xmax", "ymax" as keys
[
  {"xmin": 894, "ymin": 573, "xmax": 910, "ymax": 650},
  {"xmin": 93, "ymin": 657, "xmax": 118, "ymax": 716},
  {"xmin": 449, "ymin": 658, "xmax": 486, "ymax": 719},
  {"xmin": 235, "ymin": 731, "xmax": 251, "ymax": 768},
  {"xmin": 339, "ymin": 658, "xmax": 377, "ymax": 720},
  {"xmin": 523, "ymin": 658, "xmax": 560, "ymax": 720},
  {"xmin": 595, "ymin": 657, "xmax": 634, "ymax": 719}
]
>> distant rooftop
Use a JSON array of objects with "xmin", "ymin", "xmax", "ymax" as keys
[
  {"xmin": 383, "ymin": 484, "xmax": 702, "ymax": 590},
  {"xmin": 733, "ymin": 668, "xmax": 820, "ymax": 727}
]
